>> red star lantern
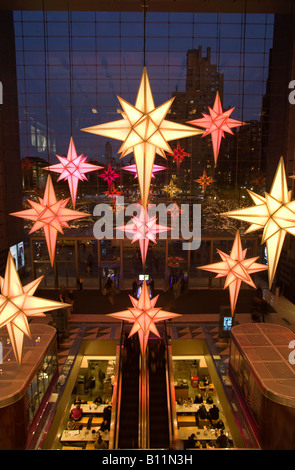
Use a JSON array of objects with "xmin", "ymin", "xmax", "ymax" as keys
[
  {"xmin": 99, "ymin": 165, "xmax": 120, "ymax": 189},
  {"xmin": 168, "ymin": 141, "xmax": 190, "ymax": 169}
]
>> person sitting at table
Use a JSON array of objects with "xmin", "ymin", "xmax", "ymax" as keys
[
  {"xmin": 67, "ymin": 417, "xmax": 79, "ymax": 430},
  {"xmin": 93, "ymin": 396, "xmax": 102, "ymax": 405},
  {"xmin": 187, "ymin": 433, "xmax": 196, "ymax": 448},
  {"xmin": 194, "ymin": 393, "xmax": 203, "ymax": 404},
  {"xmin": 74, "ymin": 396, "xmax": 86, "ymax": 405},
  {"xmin": 70, "ymin": 403, "xmax": 83, "ymax": 421},
  {"xmin": 94, "ymin": 433, "xmax": 108, "ymax": 449},
  {"xmin": 215, "ymin": 419, "xmax": 225, "ymax": 430},
  {"xmin": 103, "ymin": 405, "xmax": 112, "ymax": 422},
  {"xmin": 195, "ymin": 403, "xmax": 208, "ymax": 426},
  {"xmin": 203, "ymin": 376, "xmax": 209, "ymax": 386},
  {"xmin": 208, "ymin": 404, "xmax": 219, "ymax": 422},
  {"xmin": 206, "ymin": 395, "xmax": 213, "ymax": 404},
  {"xmin": 216, "ymin": 429, "xmax": 228, "ymax": 448},
  {"xmin": 100, "ymin": 419, "xmax": 110, "ymax": 432}
]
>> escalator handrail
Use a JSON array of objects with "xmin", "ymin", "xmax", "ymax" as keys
[
  {"xmin": 139, "ymin": 349, "xmax": 149, "ymax": 449},
  {"xmin": 108, "ymin": 321, "xmax": 125, "ymax": 449},
  {"xmin": 164, "ymin": 322, "xmax": 179, "ymax": 445}
]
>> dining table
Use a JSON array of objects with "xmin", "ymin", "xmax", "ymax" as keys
[
  {"xmin": 70, "ymin": 403, "xmax": 110, "ymax": 414},
  {"xmin": 60, "ymin": 429, "xmax": 110, "ymax": 442}
]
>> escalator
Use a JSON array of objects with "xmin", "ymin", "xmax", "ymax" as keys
[
  {"xmin": 148, "ymin": 336, "xmax": 171, "ymax": 449},
  {"xmin": 110, "ymin": 323, "xmax": 177, "ymax": 450},
  {"xmin": 117, "ymin": 334, "xmax": 140, "ymax": 449}
]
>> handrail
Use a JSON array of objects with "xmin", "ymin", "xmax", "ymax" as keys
[
  {"xmin": 164, "ymin": 322, "xmax": 178, "ymax": 446},
  {"xmin": 108, "ymin": 321, "xmax": 124, "ymax": 449},
  {"xmin": 139, "ymin": 348, "xmax": 149, "ymax": 449}
]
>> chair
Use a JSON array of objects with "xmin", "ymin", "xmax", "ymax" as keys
[
  {"xmin": 85, "ymin": 443, "xmax": 96, "ymax": 450},
  {"xmin": 211, "ymin": 419, "xmax": 219, "ymax": 426},
  {"xmin": 91, "ymin": 416, "xmax": 103, "ymax": 425},
  {"xmin": 198, "ymin": 418, "xmax": 210, "ymax": 428}
]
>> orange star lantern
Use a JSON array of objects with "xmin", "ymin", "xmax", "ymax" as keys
[
  {"xmin": 81, "ymin": 67, "xmax": 202, "ymax": 209},
  {"xmin": 195, "ymin": 170, "xmax": 215, "ymax": 193},
  {"xmin": 188, "ymin": 91, "xmax": 244, "ymax": 167},
  {"xmin": 107, "ymin": 280, "xmax": 181, "ymax": 354},
  {"xmin": 198, "ymin": 230, "xmax": 267, "ymax": 316},
  {"xmin": 0, "ymin": 252, "xmax": 69, "ymax": 365},
  {"xmin": 45, "ymin": 137, "xmax": 102, "ymax": 208},
  {"xmin": 11, "ymin": 175, "xmax": 89, "ymax": 266}
]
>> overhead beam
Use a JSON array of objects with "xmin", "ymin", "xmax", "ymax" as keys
[{"xmin": 1, "ymin": 0, "xmax": 295, "ymax": 14}]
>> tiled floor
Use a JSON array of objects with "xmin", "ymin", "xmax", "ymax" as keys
[{"xmin": 31, "ymin": 284, "xmax": 295, "ymax": 373}]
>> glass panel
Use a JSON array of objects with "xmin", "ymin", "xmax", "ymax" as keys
[
  {"xmin": 189, "ymin": 239, "xmax": 211, "ymax": 288},
  {"xmin": 34, "ymin": 262, "xmax": 55, "ymax": 287}
]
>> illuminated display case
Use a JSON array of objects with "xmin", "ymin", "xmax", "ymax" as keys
[
  {"xmin": 229, "ymin": 323, "xmax": 295, "ymax": 450},
  {"xmin": 0, "ymin": 324, "xmax": 58, "ymax": 450}
]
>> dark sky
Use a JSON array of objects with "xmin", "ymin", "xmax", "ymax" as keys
[{"xmin": 13, "ymin": 10, "xmax": 274, "ymax": 162}]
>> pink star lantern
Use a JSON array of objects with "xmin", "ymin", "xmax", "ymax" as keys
[
  {"xmin": 10, "ymin": 175, "xmax": 89, "ymax": 266},
  {"xmin": 198, "ymin": 230, "xmax": 268, "ymax": 316},
  {"xmin": 107, "ymin": 280, "xmax": 181, "ymax": 354},
  {"xmin": 188, "ymin": 91, "xmax": 245, "ymax": 167},
  {"xmin": 99, "ymin": 165, "xmax": 120, "ymax": 189},
  {"xmin": 0, "ymin": 252, "xmax": 69, "ymax": 365},
  {"xmin": 116, "ymin": 205, "xmax": 170, "ymax": 265},
  {"xmin": 122, "ymin": 163, "xmax": 166, "ymax": 179},
  {"xmin": 45, "ymin": 137, "xmax": 103, "ymax": 208},
  {"xmin": 168, "ymin": 141, "xmax": 190, "ymax": 169}
]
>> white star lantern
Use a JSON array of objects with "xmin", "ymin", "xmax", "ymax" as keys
[
  {"xmin": 81, "ymin": 67, "xmax": 202, "ymax": 209},
  {"xmin": 223, "ymin": 157, "xmax": 295, "ymax": 289},
  {"xmin": 198, "ymin": 230, "xmax": 267, "ymax": 316},
  {"xmin": 0, "ymin": 252, "xmax": 69, "ymax": 365},
  {"xmin": 107, "ymin": 280, "xmax": 181, "ymax": 354}
]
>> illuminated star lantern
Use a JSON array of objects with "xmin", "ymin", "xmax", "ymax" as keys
[
  {"xmin": 0, "ymin": 252, "xmax": 69, "ymax": 365},
  {"xmin": 252, "ymin": 175, "xmax": 266, "ymax": 190},
  {"xmin": 122, "ymin": 163, "xmax": 166, "ymax": 179},
  {"xmin": 167, "ymin": 202, "xmax": 182, "ymax": 227},
  {"xmin": 104, "ymin": 184, "xmax": 122, "ymax": 203},
  {"xmin": 107, "ymin": 281, "xmax": 181, "ymax": 354},
  {"xmin": 45, "ymin": 137, "xmax": 103, "ymax": 208},
  {"xmin": 188, "ymin": 91, "xmax": 244, "ymax": 167},
  {"xmin": 11, "ymin": 175, "xmax": 89, "ymax": 266},
  {"xmin": 195, "ymin": 170, "xmax": 215, "ymax": 194},
  {"xmin": 222, "ymin": 157, "xmax": 295, "ymax": 289},
  {"xmin": 21, "ymin": 157, "xmax": 33, "ymax": 172},
  {"xmin": 163, "ymin": 179, "xmax": 180, "ymax": 199},
  {"xmin": 168, "ymin": 141, "xmax": 190, "ymax": 169},
  {"xmin": 116, "ymin": 205, "xmax": 170, "ymax": 265},
  {"xmin": 198, "ymin": 231, "xmax": 267, "ymax": 316},
  {"xmin": 99, "ymin": 165, "xmax": 120, "ymax": 189},
  {"xmin": 81, "ymin": 67, "xmax": 202, "ymax": 209}
]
